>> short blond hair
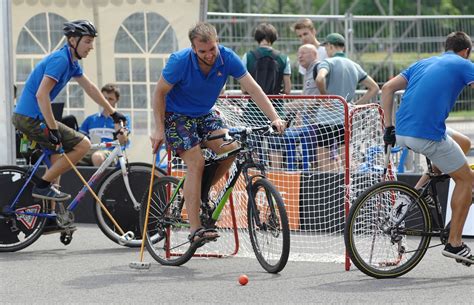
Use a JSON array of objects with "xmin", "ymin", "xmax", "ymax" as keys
[
  {"xmin": 292, "ymin": 18, "xmax": 315, "ymax": 32},
  {"xmin": 188, "ymin": 22, "xmax": 218, "ymax": 45}
]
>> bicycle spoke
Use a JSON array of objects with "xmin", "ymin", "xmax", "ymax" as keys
[
  {"xmin": 345, "ymin": 181, "xmax": 432, "ymax": 278},
  {"xmin": 248, "ymin": 179, "xmax": 290, "ymax": 273},
  {"xmin": 140, "ymin": 176, "xmax": 196, "ymax": 266}
]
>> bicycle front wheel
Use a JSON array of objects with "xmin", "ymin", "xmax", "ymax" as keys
[
  {"xmin": 0, "ymin": 166, "xmax": 47, "ymax": 252},
  {"xmin": 94, "ymin": 162, "xmax": 164, "ymax": 247},
  {"xmin": 345, "ymin": 181, "xmax": 432, "ymax": 279},
  {"xmin": 140, "ymin": 176, "xmax": 195, "ymax": 266},
  {"xmin": 247, "ymin": 178, "xmax": 290, "ymax": 273}
]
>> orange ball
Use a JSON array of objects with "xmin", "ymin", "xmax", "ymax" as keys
[{"xmin": 238, "ymin": 274, "xmax": 249, "ymax": 286}]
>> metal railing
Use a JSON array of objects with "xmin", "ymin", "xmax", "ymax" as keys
[{"xmin": 207, "ymin": 12, "xmax": 474, "ymax": 111}]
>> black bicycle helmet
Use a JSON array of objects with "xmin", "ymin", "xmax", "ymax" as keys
[
  {"xmin": 63, "ymin": 19, "xmax": 98, "ymax": 38},
  {"xmin": 63, "ymin": 20, "xmax": 97, "ymax": 60}
]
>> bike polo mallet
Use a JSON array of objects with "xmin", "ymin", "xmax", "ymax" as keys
[
  {"xmin": 61, "ymin": 152, "xmax": 135, "ymax": 244},
  {"xmin": 129, "ymin": 153, "xmax": 157, "ymax": 270}
]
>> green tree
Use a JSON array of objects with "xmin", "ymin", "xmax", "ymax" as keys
[{"xmin": 207, "ymin": 0, "xmax": 473, "ymax": 15}]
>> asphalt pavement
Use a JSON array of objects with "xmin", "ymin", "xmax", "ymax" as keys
[{"xmin": 1, "ymin": 224, "xmax": 474, "ymax": 304}]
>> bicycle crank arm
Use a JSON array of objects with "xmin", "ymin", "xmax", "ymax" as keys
[{"xmin": 118, "ymin": 231, "xmax": 135, "ymax": 245}]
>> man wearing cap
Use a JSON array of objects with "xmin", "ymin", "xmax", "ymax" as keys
[
  {"xmin": 314, "ymin": 33, "xmax": 379, "ymax": 171},
  {"xmin": 315, "ymin": 33, "xmax": 379, "ymax": 104}
]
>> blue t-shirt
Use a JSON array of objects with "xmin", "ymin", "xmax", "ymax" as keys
[
  {"xmin": 162, "ymin": 45, "xmax": 247, "ymax": 117},
  {"xmin": 15, "ymin": 45, "xmax": 83, "ymax": 120},
  {"xmin": 396, "ymin": 51, "xmax": 474, "ymax": 141},
  {"xmin": 80, "ymin": 112, "xmax": 131, "ymax": 149}
]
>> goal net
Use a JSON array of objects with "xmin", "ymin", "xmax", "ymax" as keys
[{"xmin": 167, "ymin": 95, "xmax": 387, "ymax": 267}]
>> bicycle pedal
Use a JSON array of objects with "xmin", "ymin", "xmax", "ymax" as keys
[{"xmin": 60, "ymin": 232, "xmax": 73, "ymax": 245}]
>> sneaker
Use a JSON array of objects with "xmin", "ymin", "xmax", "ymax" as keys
[
  {"xmin": 32, "ymin": 185, "xmax": 71, "ymax": 201},
  {"xmin": 442, "ymin": 243, "xmax": 474, "ymax": 264}
]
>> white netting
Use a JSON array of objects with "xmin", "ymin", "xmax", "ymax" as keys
[{"xmin": 168, "ymin": 96, "xmax": 386, "ymax": 264}]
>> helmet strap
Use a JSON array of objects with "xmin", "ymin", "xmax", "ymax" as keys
[{"xmin": 68, "ymin": 36, "xmax": 83, "ymax": 60}]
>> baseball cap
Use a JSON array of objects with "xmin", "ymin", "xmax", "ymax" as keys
[{"xmin": 321, "ymin": 33, "xmax": 345, "ymax": 46}]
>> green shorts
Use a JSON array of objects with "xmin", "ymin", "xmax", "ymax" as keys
[
  {"xmin": 12, "ymin": 113, "xmax": 85, "ymax": 154},
  {"xmin": 77, "ymin": 149, "xmax": 113, "ymax": 166}
]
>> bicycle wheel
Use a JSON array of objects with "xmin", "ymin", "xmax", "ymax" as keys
[
  {"xmin": 345, "ymin": 181, "xmax": 432, "ymax": 279},
  {"xmin": 94, "ymin": 162, "xmax": 165, "ymax": 247},
  {"xmin": 140, "ymin": 176, "xmax": 195, "ymax": 266},
  {"xmin": 247, "ymin": 178, "xmax": 290, "ymax": 273},
  {"xmin": 0, "ymin": 166, "xmax": 47, "ymax": 252}
]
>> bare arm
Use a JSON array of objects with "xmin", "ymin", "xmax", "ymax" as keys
[
  {"xmin": 283, "ymin": 75, "xmax": 291, "ymax": 95},
  {"xmin": 354, "ymin": 75, "xmax": 379, "ymax": 105},
  {"xmin": 150, "ymin": 76, "xmax": 173, "ymax": 152},
  {"xmin": 380, "ymin": 75, "xmax": 407, "ymax": 127},
  {"xmin": 240, "ymin": 82, "xmax": 248, "ymax": 94},
  {"xmin": 315, "ymin": 68, "xmax": 329, "ymax": 95},
  {"xmin": 36, "ymin": 76, "xmax": 58, "ymax": 129},
  {"xmin": 75, "ymin": 74, "xmax": 115, "ymax": 115}
]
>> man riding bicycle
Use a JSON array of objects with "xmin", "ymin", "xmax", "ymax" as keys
[
  {"xmin": 150, "ymin": 22, "xmax": 286, "ymax": 247},
  {"xmin": 381, "ymin": 31, "xmax": 474, "ymax": 264},
  {"xmin": 12, "ymin": 20, "xmax": 126, "ymax": 203}
]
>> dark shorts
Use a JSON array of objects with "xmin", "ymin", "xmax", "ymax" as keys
[
  {"xmin": 12, "ymin": 113, "xmax": 85, "ymax": 153},
  {"xmin": 315, "ymin": 124, "xmax": 345, "ymax": 148},
  {"xmin": 165, "ymin": 111, "xmax": 226, "ymax": 156}
]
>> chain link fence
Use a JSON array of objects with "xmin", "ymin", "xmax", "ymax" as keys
[{"xmin": 207, "ymin": 12, "xmax": 474, "ymax": 111}]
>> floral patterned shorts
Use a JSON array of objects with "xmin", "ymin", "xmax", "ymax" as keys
[{"xmin": 165, "ymin": 111, "xmax": 226, "ymax": 156}]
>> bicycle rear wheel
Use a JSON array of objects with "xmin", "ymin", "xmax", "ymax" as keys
[
  {"xmin": 94, "ymin": 163, "xmax": 164, "ymax": 247},
  {"xmin": 247, "ymin": 178, "xmax": 290, "ymax": 273},
  {"xmin": 0, "ymin": 166, "xmax": 47, "ymax": 252},
  {"xmin": 345, "ymin": 181, "xmax": 432, "ymax": 279},
  {"xmin": 140, "ymin": 176, "xmax": 195, "ymax": 266}
]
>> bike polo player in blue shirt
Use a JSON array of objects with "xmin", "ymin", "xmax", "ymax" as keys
[
  {"xmin": 13, "ymin": 20, "xmax": 127, "ymax": 202},
  {"xmin": 150, "ymin": 22, "xmax": 286, "ymax": 247},
  {"xmin": 382, "ymin": 31, "xmax": 474, "ymax": 264}
]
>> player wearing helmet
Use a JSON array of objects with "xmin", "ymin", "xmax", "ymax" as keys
[{"xmin": 12, "ymin": 19, "xmax": 126, "ymax": 218}]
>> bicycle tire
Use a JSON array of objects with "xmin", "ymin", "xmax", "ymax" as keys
[
  {"xmin": 247, "ymin": 178, "xmax": 290, "ymax": 273},
  {"xmin": 140, "ymin": 176, "xmax": 195, "ymax": 266},
  {"xmin": 94, "ymin": 162, "xmax": 165, "ymax": 247},
  {"xmin": 0, "ymin": 166, "xmax": 47, "ymax": 252},
  {"xmin": 344, "ymin": 180, "xmax": 432, "ymax": 279}
]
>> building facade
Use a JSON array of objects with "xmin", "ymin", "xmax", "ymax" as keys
[{"xmin": 11, "ymin": 0, "xmax": 203, "ymax": 161}]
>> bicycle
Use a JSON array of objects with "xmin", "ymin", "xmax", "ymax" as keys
[
  {"xmin": 139, "ymin": 125, "xmax": 291, "ymax": 273},
  {"xmin": 0, "ymin": 130, "xmax": 164, "ymax": 252},
  {"xmin": 344, "ymin": 151, "xmax": 473, "ymax": 278}
]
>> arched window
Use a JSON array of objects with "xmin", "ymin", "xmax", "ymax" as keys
[
  {"xmin": 114, "ymin": 12, "xmax": 178, "ymax": 135},
  {"xmin": 16, "ymin": 12, "xmax": 84, "ymax": 121}
]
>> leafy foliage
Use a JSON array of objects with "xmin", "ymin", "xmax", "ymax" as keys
[{"xmin": 208, "ymin": 0, "xmax": 474, "ymax": 15}]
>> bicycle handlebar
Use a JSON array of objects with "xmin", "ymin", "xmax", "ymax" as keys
[
  {"xmin": 90, "ymin": 141, "xmax": 122, "ymax": 150},
  {"xmin": 90, "ymin": 125, "xmax": 130, "ymax": 150},
  {"xmin": 205, "ymin": 125, "xmax": 275, "ymax": 143}
]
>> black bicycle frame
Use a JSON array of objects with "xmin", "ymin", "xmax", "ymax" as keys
[
  {"xmin": 396, "ymin": 157, "xmax": 451, "ymax": 238},
  {"xmin": 195, "ymin": 147, "xmax": 266, "ymax": 227}
]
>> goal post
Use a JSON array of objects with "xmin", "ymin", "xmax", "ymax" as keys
[{"xmin": 166, "ymin": 95, "xmax": 388, "ymax": 266}]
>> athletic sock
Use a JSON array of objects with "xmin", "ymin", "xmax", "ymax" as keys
[{"xmin": 37, "ymin": 178, "xmax": 51, "ymax": 189}]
